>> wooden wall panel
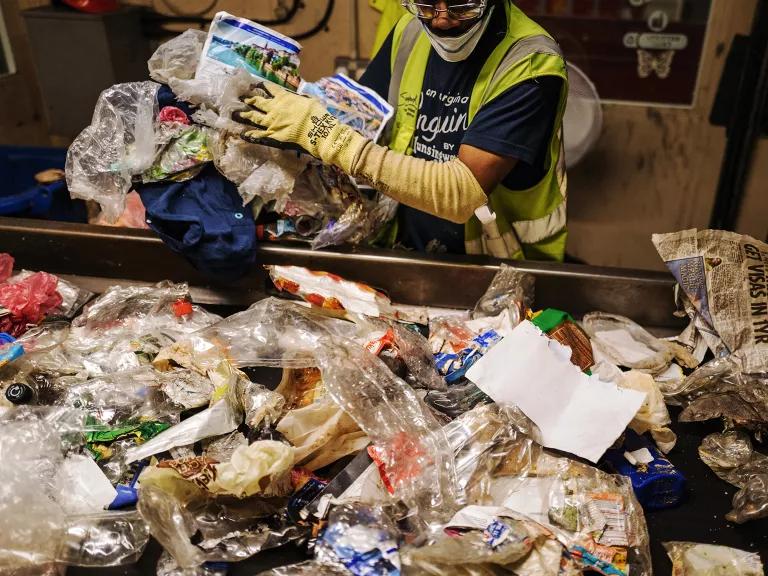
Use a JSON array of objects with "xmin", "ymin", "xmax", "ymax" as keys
[
  {"xmin": 737, "ymin": 139, "xmax": 768, "ymax": 242},
  {"xmin": 0, "ymin": 0, "xmax": 49, "ymax": 145},
  {"xmin": 566, "ymin": 0, "xmax": 758, "ymax": 269}
]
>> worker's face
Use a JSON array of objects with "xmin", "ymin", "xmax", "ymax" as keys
[{"xmin": 427, "ymin": 1, "xmax": 480, "ymax": 36}]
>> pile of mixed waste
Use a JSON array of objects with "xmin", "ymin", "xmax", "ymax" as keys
[
  {"xmin": 65, "ymin": 12, "xmax": 397, "ymax": 281},
  {"xmin": 0, "ymin": 227, "xmax": 766, "ymax": 575}
]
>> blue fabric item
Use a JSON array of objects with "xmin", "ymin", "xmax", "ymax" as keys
[
  {"xmin": 359, "ymin": 12, "xmax": 563, "ymax": 254},
  {"xmin": 156, "ymin": 84, "xmax": 198, "ymax": 118},
  {"xmin": 136, "ymin": 164, "xmax": 256, "ymax": 281}
]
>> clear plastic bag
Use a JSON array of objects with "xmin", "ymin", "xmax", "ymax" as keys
[
  {"xmin": 353, "ymin": 316, "xmax": 445, "ymax": 391},
  {"xmin": 275, "ymin": 398, "xmax": 367, "ymax": 470},
  {"xmin": 0, "ymin": 321, "xmax": 70, "ymax": 374},
  {"xmin": 675, "ymin": 354, "xmax": 768, "ymax": 432},
  {"xmin": 455, "ymin": 405, "xmax": 652, "ymax": 576},
  {"xmin": 320, "ymin": 338, "xmax": 460, "ymax": 517},
  {"xmin": 583, "ymin": 312, "xmax": 699, "ymax": 373},
  {"xmin": 142, "ymin": 124, "xmax": 213, "ymax": 183},
  {"xmin": 425, "ymin": 381, "xmax": 492, "ymax": 424},
  {"xmin": 57, "ymin": 367, "xmax": 180, "ymax": 430},
  {"xmin": 213, "ymin": 136, "xmax": 307, "ymax": 208},
  {"xmin": 402, "ymin": 507, "xmax": 568, "ymax": 575},
  {"xmin": 663, "ymin": 542, "xmax": 764, "ymax": 575},
  {"xmin": 139, "ymin": 483, "xmax": 302, "ymax": 572},
  {"xmin": 66, "ymin": 81, "xmax": 161, "ymax": 222},
  {"xmin": 165, "ymin": 298, "xmax": 460, "ymax": 516},
  {"xmin": 160, "ymin": 297, "xmax": 355, "ymax": 371},
  {"xmin": 148, "ymin": 29, "xmax": 208, "ymax": 84},
  {"xmin": 472, "ymin": 264, "xmax": 534, "ymax": 323},
  {"xmin": 0, "ymin": 407, "xmax": 86, "ymax": 571},
  {"xmin": 699, "ymin": 431, "xmax": 768, "ymax": 524},
  {"xmin": 58, "ymin": 511, "xmax": 150, "ymax": 567},
  {"xmin": 137, "ymin": 484, "xmax": 206, "ymax": 572},
  {"xmin": 171, "ymin": 67, "xmax": 255, "ymax": 116},
  {"xmin": 66, "ymin": 282, "xmax": 220, "ymax": 376}
]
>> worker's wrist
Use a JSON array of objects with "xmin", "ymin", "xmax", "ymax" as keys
[{"xmin": 320, "ymin": 122, "xmax": 371, "ymax": 174}]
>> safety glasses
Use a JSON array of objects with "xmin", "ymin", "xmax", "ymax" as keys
[{"xmin": 401, "ymin": 0, "xmax": 487, "ymax": 21}]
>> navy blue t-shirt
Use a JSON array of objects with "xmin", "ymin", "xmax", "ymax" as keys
[{"xmin": 359, "ymin": 11, "xmax": 563, "ymax": 254}]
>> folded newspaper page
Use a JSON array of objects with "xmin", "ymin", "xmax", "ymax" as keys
[{"xmin": 653, "ymin": 229, "xmax": 768, "ymax": 373}]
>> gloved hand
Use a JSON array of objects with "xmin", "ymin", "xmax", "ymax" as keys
[
  {"xmin": 233, "ymin": 82, "xmax": 368, "ymax": 173},
  {"xmin": 233, "ymin": 83, "xmax": 487, "ymax": 224}
]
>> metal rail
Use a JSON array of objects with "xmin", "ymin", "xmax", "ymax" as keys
[{"xmin": 0, "ymin": 217, "xmax": 683, "ymax": 329}]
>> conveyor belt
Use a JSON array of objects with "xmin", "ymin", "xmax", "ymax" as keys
[{"xmin": 0, "ymin": 217, "xmax": 684, "ymax": 331}]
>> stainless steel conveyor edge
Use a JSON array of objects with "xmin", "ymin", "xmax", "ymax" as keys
[{"xmin": 0, "ymin": 217, "xmax": 684, "ymax": 330}]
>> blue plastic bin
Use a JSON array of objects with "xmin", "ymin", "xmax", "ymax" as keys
[{"xmin": 0, "ymin": 145, "xmax": 86, "ymax": 222}]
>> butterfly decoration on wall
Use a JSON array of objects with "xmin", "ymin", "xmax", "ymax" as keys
[{"xmin": 637, "ymin": 49, "xmax": 675, "ymax": 79}]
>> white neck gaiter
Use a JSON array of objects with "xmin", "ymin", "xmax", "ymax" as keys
[{"xmin": 421, "ymin": 5, "xmax": 495, "ymax": 63}]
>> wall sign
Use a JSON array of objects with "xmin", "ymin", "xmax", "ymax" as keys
[{"xmin": 515, "ymin": 0, "xmax": 713, "ymax": 105}]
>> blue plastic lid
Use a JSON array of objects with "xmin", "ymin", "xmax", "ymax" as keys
[{"xmin": 0, "ymin": 333, "xmax": 15, "ymax": 345}]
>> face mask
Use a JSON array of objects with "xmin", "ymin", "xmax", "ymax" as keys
[{"xmin": 421, "ymin": 5, "xmax": 495, "ymax": 63}]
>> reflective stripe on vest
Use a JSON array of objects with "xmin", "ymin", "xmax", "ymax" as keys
[{"xmin": 387, "ymin": 1, "xmax": 569, "ymax": 261}]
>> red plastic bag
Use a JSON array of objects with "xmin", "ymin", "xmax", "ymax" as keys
[{"xmin": 0, "ymin": 268, "xmax": 63, "ymax": 337}]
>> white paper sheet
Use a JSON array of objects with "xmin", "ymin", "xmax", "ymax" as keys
[{"xmin": 466, "ymin": 321, "xmax": 646, "ymax": 463}]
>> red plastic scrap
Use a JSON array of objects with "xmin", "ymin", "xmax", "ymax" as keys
[{"xmin": 0, "ymin": 268, "xmax": 63, "ymax": 337}]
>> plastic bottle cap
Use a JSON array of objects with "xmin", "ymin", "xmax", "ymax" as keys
[{"xmin": 5, "ymin": 383, "xmax": 34, "ymax": 405}]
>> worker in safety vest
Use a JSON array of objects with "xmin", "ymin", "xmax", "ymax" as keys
[{"xmin": 233, "ymin": 0, "xmax": 568, "ymax": 261}]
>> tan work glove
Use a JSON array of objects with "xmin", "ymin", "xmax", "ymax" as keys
[{"xmin": 234, "ymin": 83, "xmax": 487, "ymax": 224}]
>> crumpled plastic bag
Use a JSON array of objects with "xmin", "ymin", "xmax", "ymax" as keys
[
  {"xmin": 402, "ymin": 506, "xmax": 569, "ymax": 576},
  {"xmin": 10, "ymin": 271, "xmax": 95, "ymax": 320},
  {"xmin": 140, "ymin": 483, "xmax": 301, "ymax": 573},
  {"xmin": 148, "ymin": 29, "xmax": 207, "ymax": 84},
  {"xmin": 88, "ymin": 190, "xmax": 149, "ymax": 230},
  {"xmin": 0, "ymin": 253, "xmax": 12, "ymax": 282},
  {"xmin": 454, "ymin": 405, "xmax": 653, "ymax": 576},
  {"xmin": 583, "ymin": 312, "xmax": 699, "ymax": 373},
  {"xmin": 142, "ymin": 124, "xmax": 213, "ymax": 183},
  {"xmin": 472, "ymin": 264, "xmax": 535, "ymax": 324},
  {"xmin": 663, "ymin": 541, "xmax": 764, "ymax": 575},
  {"xmin": 699, "ymin": 430, "xmax": 768, "ymax": 523},
  {"xmin": 66, "ymin": 81, "xmax": 161, "ymax": 222},
  {"xmin": 276, "ymin": 399, "xmax": 368, "ymax": 470},
  {"xmin": 164, "ymin": 298, "xmax": 460, "ymax": 518},
  {"xmin": 65, "ymin": 282, "xmax": 220, "ymax": 376},
  {"xmin": 0, "ymin": 263, "xmax": 63, "ymax": 337},
  {"xmin": 0, "ymin": 407, "xmax": 147, "ymax": 570},
  {"xmin": 0, "ymin": 407, "xmax": 75, "ymax": 570},
  {"xmin": 673, "ymin": 353, "xmax": 768, "ymax": 433},
  {"xmin": 211, "ymin": 134, "xmax": 308, "ymax": 208}
]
